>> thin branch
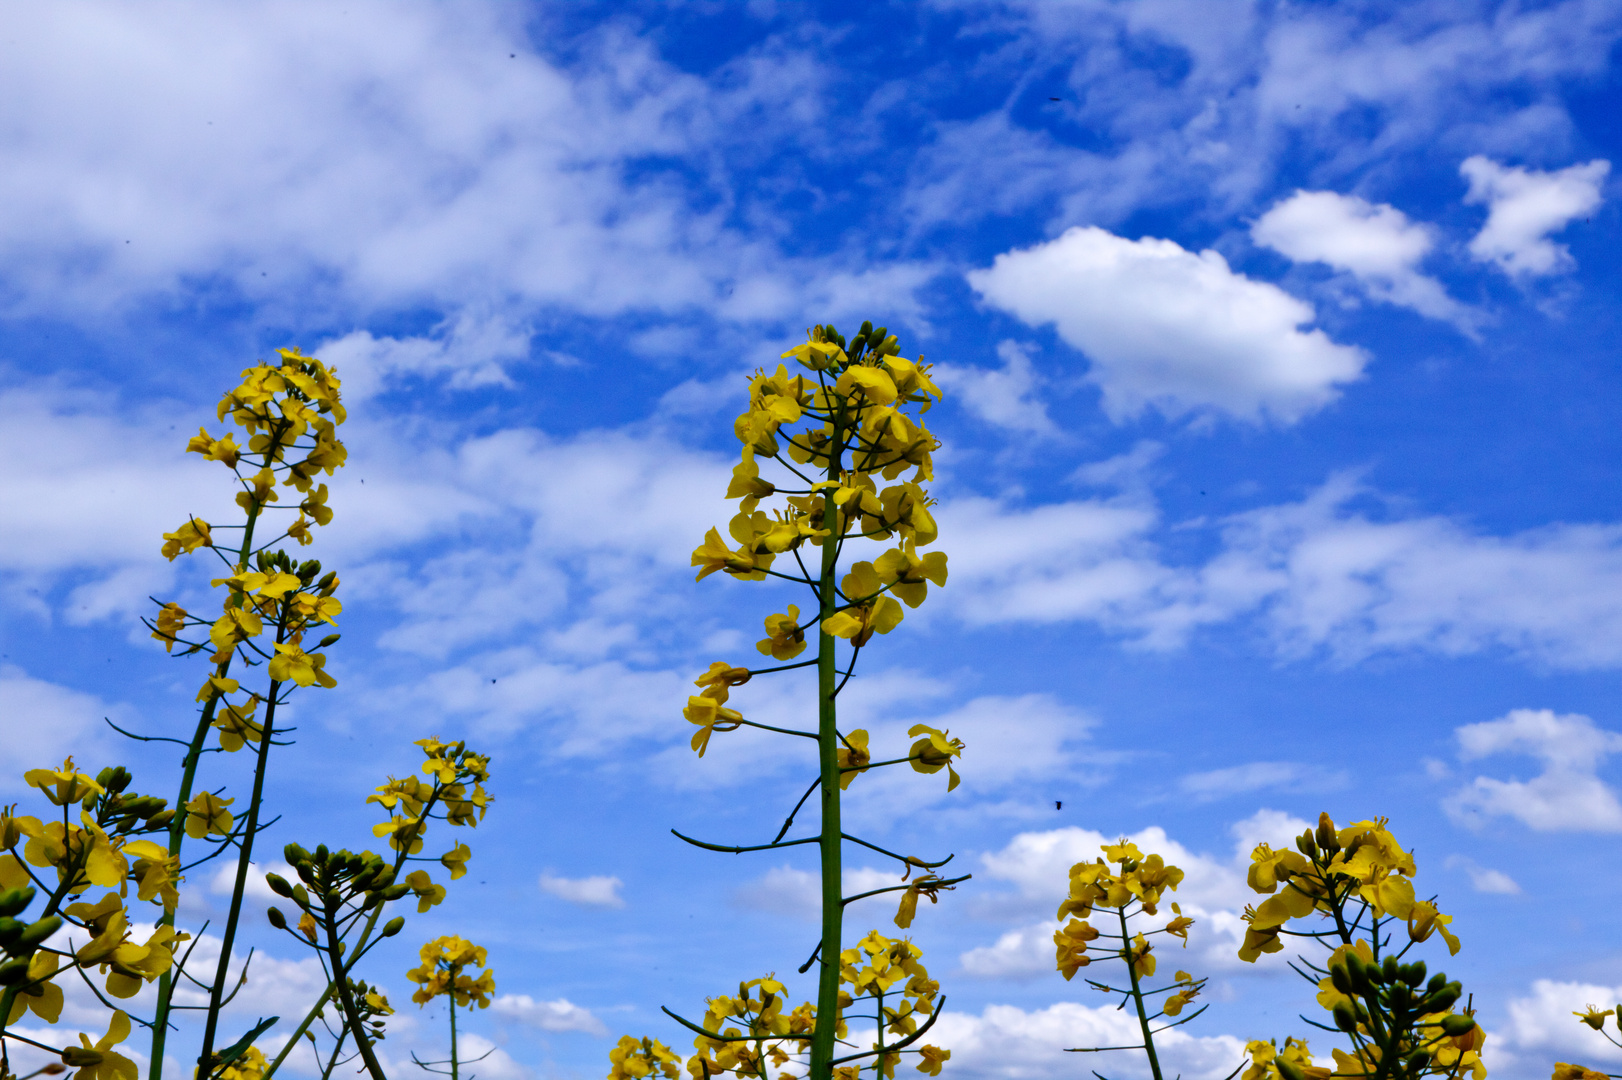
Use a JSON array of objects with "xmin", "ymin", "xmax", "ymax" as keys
[
  {"xmin": 670, "ymin": 829, "xmax": 820, "ymax": 854},
  {"xmin": 840, "ymin": 833, "xmax": 953, "ymax": 870}
]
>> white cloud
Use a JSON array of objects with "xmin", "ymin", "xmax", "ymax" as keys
[
  {"xmin": 968, "ymin": 226, "xmax": 1367, "ymax": 424},
  {"xmin": 731, "ymin": 865, "xmax": 913, "ymax": 923},
  {"xmin": 0, "ymin": 4, "xmax": 929, "ymax": 323},
  {"xmin": 539, "ymin": 871, "xmax": 625, "ymax": 909},
  {"xmin": 935, "ymin": 341, "xmax": 1059, "ymax": 437},
  {"xmin": 1502, "ymin": 979, "xmax": 1622, "ymax": 1065},
  {"xmin": 1442, "ymin": 855, "xmax": 1522, "ymax": 896},
  {"xmin": 1461, "ymin": 156, "xmax": 1610, "ymax": 276},
  {"xmin": 1205, "ymin": 476, "xmax": 1622, "ymax": 668},
  {"xmin": 958, "ymin": 923, "xmax": 1060, "ymax": 980},
  {"xmin": 0, "ymin": 665, "xmax": 130, "ymax": 784},
  {"xmin": 491, "ymin": 994, "xmax": 608, "ymax": 1036},
  {"xmin": 1252, "ymin": 190, "xmax": 1476, "ymax": 330},
  {"xmin": 1445, "ymin": 708, "xmax": 1622, "ymax": 832},
  {"xmin": 210, "ymin": 861, "xmax": 297, "ymax": 902},
  {"xmin": 1179, "ymin": 761, "xmax": 1348, "ymax": 802},
  {"xmin": 929, "ymin": 1001, "xmax": 1249, "ymax": 1080},
  {"xmin": 317, "ymin": 314, "xmax": 534, "ymax": 403}
]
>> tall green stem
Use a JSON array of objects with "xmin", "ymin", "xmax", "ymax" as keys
[
  {"xmin": 1120, "ymin": 907, "xmax": 1165, "ymax": 1080},
  {"xmin": 150, "ymin": 499, "xmax": 263, "ymax": 1080},
  {"xmin": 449, "ymin": 995, "xmax": 460, "ymax": 1080},
  {"xmin": 196, "ymin": 661, "xmax": 284, "ymax": 1080},
  {"xmin": 809, "ymin": 411, "xmax": 847, "ymax": 1080}
]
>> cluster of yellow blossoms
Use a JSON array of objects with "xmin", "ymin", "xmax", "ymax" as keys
[
  {"xmin": 0, "ymin": 761, "xmax": 185, "ymax": 1074},
  {"xmin": 1242, "ymin": 815, "xmax": 1459, "ymax": 964},
  {"xmin": 407, "ymin": 936, "xmax": 496, "ymax": 1009},
  {"xmin": 619, "ymin": 931, "xmax": 948, "ymax": 1080}
]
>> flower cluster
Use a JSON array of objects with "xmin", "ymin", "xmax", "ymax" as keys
[
  {"xmin": 1051, "ymin": 841, "xmax": 1209, "ymax": 1076},
  {"xmin": 367, "ymin": 738, "xmax": 491, "ymax": 901},
  {"xmin": 406, "ymin": 936, "xmax": 495, "ymax": 1009},
  {"xmin": 1241, "ymin": 814, "xmax": 1460, "ymax": 964},
  {"xmin": 0, "ymin": 761, "xmax": 186, "ymax": 1040},
  {"xmin": 682, "ymin": 324, "xmax": 950, "ymax": 773}
]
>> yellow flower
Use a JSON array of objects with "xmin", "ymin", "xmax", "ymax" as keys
[
  {"xmin": 300, "ymin": 483, "xmax": 334, "ymax": 526},
  {"xmin": 123, "ymin": 840, "xmax": 180, "ymax": 909},
  {"xmin": 836, "ymin": 730, "xmax": 871, "ymax": 790},
  {"xmin": 62, "ymin": 1009, "xmax": 139, "ymax": 1080},
  {"xmin": 24, "ymin": 758, "xmax": 104, "ymax": 806},
  {"xmin": 160, "ymin": 518, "xmax": 212, "ymax": 560},
  {"xmin": 184, "ymin": 792, "xmax": 236, "ymax": 839},
  {"xmin": 725, "ymin": 457, "xmax": 775, "ymax": 511},
  {"xmin": 186, "ymin": 426, "xmax": 242, "ymax": 468},
  {"xmin": 404, "ymin": 869, "xmax": 446, "ymax": 912},
  {"xmin": 209, "ymin": 606, "xmax": 264, "ymax": 659},
  {"xmin": 373, "ymin": 815, "xmax": 425, "ymax": 854},
  {"xmin": 235, "ymin": 467, "xmax": 279, "ymax": 511},
  {"xmin": 268, "ymin": 643, "xmax": 337, "ymax": 688},
  {"xmin": 151, "ymin": 602, "xmax": 188, "ymax": 652},
  {"xmin": 1407, "ymin": 899, "xmax": 1461, "ymax": 955},
  {"xmin": 906, "ymin": 724, "xmax": 963, "ymax": 791},
  {"xmin": 872, "ymin": 543, "xmax": 948, "ymax": 608},
  {"xmin": 822, "ymin": 590, "xmax": 904, "ymax": 647},
  {"xmin": 441, "ymin": 842, "xmax": 472, "ymax": 880},
  {"xmin": 835, "ymin": 365, "xmax": 899, "ymax": 406},
  {"xmin": 217, "ymin": 1047, "xmax": 268, "ymax": 1080},
  {"xmin": 684, "ymin": 691, "xmax": 744, "ymax": 757},
  {"xmin": 287, "ymin": 514, "xmax": 313, "ymax": 545},
  {"xmin": 781, "ymin": 338, "xmax": 846, "ymax": 371},
  {"xmin": 691, "ymin": 526, "xmax": 772, "ymax": 582},
  {"xmin": 5, "ymin": 950, "xmax": 63, "ymax": 1024},
  {"xmin": 213, "ymin": 698, "xmax": 263, "ymax": 752},
  {"xmin": 756, "ymin": 606, "xmax": 807, "ymax": 659},
  {"xmin": 694, "ymin": 662, "xmax": 752, "ymax": 691},
  {"xmin": 1053, "ymin": 918, "xmax": 1099, "ymax": 980},
  {"xmin": 1554, "ymin": 1065, "xmax": 1611, "ymax": 1080},
  {"xmin": 1575, "ymin": 1005, "xmax": 1614, "ymax": 1031}
]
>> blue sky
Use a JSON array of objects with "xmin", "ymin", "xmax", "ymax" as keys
[{"xmin": 3, "ymin": 2, "xmax": 1622, "ymax": 1079}]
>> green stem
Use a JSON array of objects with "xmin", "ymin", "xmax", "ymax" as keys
[
  {"xmin": 196, "ymin": 664, "xmax": 284, "ymax": 1079},
  {"xmin": 320, "ymin": 1026, "xmax": 350, "ymax": 1080},
  {"xmin": 809, "ymin": 406, "xmax": 847, "ymax": 1080},
  {"xmin": 150, "ymin": 497, "xmax": 263, "ymax": 1080},
  {"xmin": 449, "ymin": 993, "xmax": 459, "ymax": 1080},
  {"xmin": 1120, "ymin": 906, "xmax": 1165, "ymax": 1080},
  {"xmin": 325, "ymin": 910, "xmax": 389, "ymax": 1080}
]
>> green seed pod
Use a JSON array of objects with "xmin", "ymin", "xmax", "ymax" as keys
[
  {"xmin": 267, "ymin": 906, "xmax": 288, "ymax": 930},
  {"xmin": 18, "ymin": 916, "xmax": 62, "ymax": 950},
  {"xmin": 148, "ymin": 808, "xmax": 175, "ymax": 828},
  {"xmin": 1329, "ymin": 962, "xmax": 1352, "ymax": 995},
  {"xmin": 1405, "ymin": 1049, "xmax": 1432, "ymax": 1072},
  {"xmin": 1427, "ymin": 973, "xmax": 1448, "ymax": 994},
  {"xmin": 1275, "ymin": 1055, "xmax": 1306, "ymax": 1080},
  {"xmin": 1382, "ymin": 955, "xmax": 1400, "ymax": 983},
  {"xmin": 1345, "ymin": 953, "xmax": 1375, "ymax": 995},
  {"xmin": 0, "ymin": 886, "xmax": 35, "ymax": 918},
  {"xmin": 1294, "ymin": 830, "xmax": 1317, "ymax": 857},
  {"xmin": 265, "ymin": 873, "xmax": 294, "ymax": 898},
  {"xmin": 0, "ymin": 917, "xmax": 24, "ymax": 948},
  {"xmin": 1439, "ymin": 1014, "xmax": 1477, "ymax": 1038},
  {"xmin": 859, "ymin": 320, "xmax": 873, "ymax": 338},
  {"xmin": 0, "ymin": 956, "xmax": 30, "ymax": 985},
  {"xmin": 1402, "ymin": 961, "xmax": 1426, "ymax": 987},
  {"xmin": 316, "ymin": 633, "xmax": 341, "ymax": 649},
  {"xmin": 881, "ymin": 335, "xmax": 899, "ymax": 355},
  {"xmin": 316, "ymin": 571, "xmax": 338, "ymax": 593},
  {"xmin": 96, "ymin": 766, "xmax": 132, "ymax": 794},
  {"xmin": 1426, "ymin": 986, "xmax": 1461, "ymax": 1014},
  {"xmin": 381, "ymin": 916, "xmax": 406, "ymax": 938},
  {"xmin": 292, "ymin": 884, "xmax": 311, "ymax": 908},
  {"xmin": 380, "ymin": 883, "xmax": 411, "ymax": 902},
  {"xmin": 1332, "ymin": 1000, "xmax": 1359, "ymax": 1033},
  {"xmin": 362, "ymin": 892, "xmax": 384, "ymax": 911}
]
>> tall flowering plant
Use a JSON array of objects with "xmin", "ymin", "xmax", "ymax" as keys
[
  {"xmin": 0, "ymin": 353, "xmax": 490, "ymax": 1080},
  {"xmin": 612, "ymin": 322, "xmax": 965, "ymax": 1080}
]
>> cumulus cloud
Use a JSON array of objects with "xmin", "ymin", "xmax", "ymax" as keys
[
  {"xmin": 0, "ymin": 665, "xmax": 129, "ymax": 784},
  {"xmin": 968, "ymin": 226, "xmax": 1366, "ymax": 424},
  {"xmin": 961, "ymin": 811, "xmax": 1306, "ymax": 978},
  {"xmin": 1461, "ymin": 156, "xmax": 1610, "ymax": 277},
  {"xmin": 732, "ymin": 865, "xmax": 907, "ymax": 922},
  {"xmin": 210, "ymin": 861, "xmax": 298, "ymax": 902},
  {"xmin": 930, "ymin": 1001, "xmax": 1249, "ymax": 1080},
  {"xmin": 1442, "ymin": 855, "xmax": 1522, "ymax": 896},
  {"xmin": 539, "ymin": 871, "xmax": 626, "ymax": 908},
  {"xmin": 491, "ymin": 994, "xmax": 608, "ymax": 1035},
  {"xmin": 1445, "ymin": 709, "xmax": 1622, "ymax": 832},
  {"xmin": 935, "ymin": 341, "xmax": 1058, "ymax": 437},
  {"xmin": 1252, "ymin": 190, "xmax": 1476, "ymax": 330},
  {"xmin": 0, "ymin": 4, "xmax": 932, "ymax": 323},
  {"xmin": 1501, "ymin": 979, "xmax": 1622, "ymax": 1066}
]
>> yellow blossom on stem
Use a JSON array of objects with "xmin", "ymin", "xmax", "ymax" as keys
[{"xmin": 160, "ymin": 518, "xmax": 212, "ymax": 560}]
